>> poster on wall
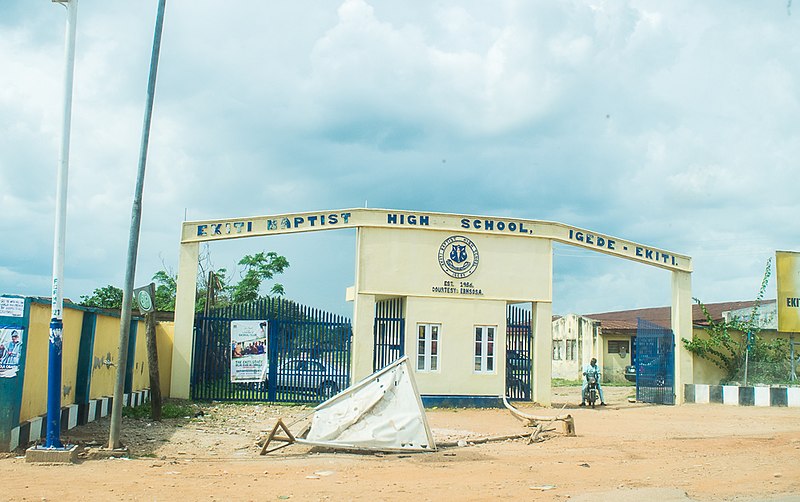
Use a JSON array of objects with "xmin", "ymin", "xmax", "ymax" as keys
[
  {"xmin": 777, "ymin": 250, "xmax": 800, "ymax": 332},
  {"xmin": 0, "ymin": 297, "xmax": 25, "ymax": 318},
  {"xmin": 0, "ymin": 327, "xmax": 24, "ymax": 378},
  {"xmin": 230, "ymin": 320, "xmax": 268, "ymax": 383}
]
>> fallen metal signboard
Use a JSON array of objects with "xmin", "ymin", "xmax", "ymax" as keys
[{"xmin": 297, "ymin": 356, "xmax": 436, "ymax": 452}]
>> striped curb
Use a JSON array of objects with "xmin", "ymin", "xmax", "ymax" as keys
[
  {"xmin": 685, "ymin": 384, "xmax": 800, "ymax": 407},
  {"xmin": 7, "ymin": 389, "xmax": 150, "ymax": 451}
]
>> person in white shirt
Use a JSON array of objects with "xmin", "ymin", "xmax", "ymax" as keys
[{"xmin": 579, "ymin": 357, "xmax": 606, "ymax": 406}]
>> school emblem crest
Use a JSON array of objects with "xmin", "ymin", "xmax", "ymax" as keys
[{"xmin": 438, "ymin": 236, "xmax": 479, "ymax": 278}]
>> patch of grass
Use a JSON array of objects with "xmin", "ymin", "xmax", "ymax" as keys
[
  {"xmin": 122, "ymin": 399, "xmax": 198, "ymax": 420},
  {"xmin": 604, "ymin": 381, "xmax": 635, "ymax": 387},
  {"xmin": 552, "ymin": 378, "xmax": 581, "ymax": 387}
]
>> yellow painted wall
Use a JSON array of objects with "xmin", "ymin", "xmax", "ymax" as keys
[
  {"xmin": 131, "ymin": 320, "xmax": 149, "ymax": 392},
  {"xmin": 603, "ymin": 335, "xmax": 632, "ymax": 383},
  {"xmin": 128, "ymin": 320, "xmax": 174, "ymax": 395},
  {"xmin": 89, "ymin": 314, "xmax": 121, "ymax": 400},
  {"xmin": 357, "ymin": 228, "xmax": 552, "ymax": 302},
  {"xmin": 61, "ymin": 307, "xmax": 83, "ymax": 406},
  {"xmin": 689, "ymin": 327, "xmax": 795, "ymax": 384},
  {"xmin": 353, "ymin": 227, "xmax": 551, "ymax": 397},
  {"xmin": 405, "ymin": 296, "xmax": 507, "ymax": 395},
  {"xmin": 20, "ymin": 303, "xmax": 52, "ymax": 422},
  {"xmin": 690, "ymin": 327, "xmax": 726, "ymax": 384},
  {"xmin": 17, "ymin": 301, "xmax": 175, "ymax": 425},
  {"xmin": 19, "ymin": 303, "xmax": 83, "ymax": 423},
  {"xmin": 156, "ymin": 321, "xmax": 174, "ymax": 397}
]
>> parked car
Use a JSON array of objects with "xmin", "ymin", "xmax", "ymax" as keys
[
  {"xmin": 275, "ymin": 358, "xmax": 348, "ymax": 399},
  {"xmin": 629, "ymin": 361, "xmax": 669, "ymax": 387},
  {"xmin": 506, "ymin": 349, "xmax": 530, "ymax": 372},
  {"xmin": 506, "ymin": 350, "xmax": 531, "ymax": 399},
  {"xmin": 624, "ymin": 365, "xmax": 637, "ymax": 383}
]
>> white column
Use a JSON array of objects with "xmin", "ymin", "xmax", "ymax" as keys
[
  {"xmin": 532, "ymin": 301, "xmax": 553, "ymax": 406},
  {"xmin": 349, "ymin": 226, "xmax": 375, "ymax": 383},
  {"xmin": 351, "ymin": 293, "xmax": 376, "ymax": 382},
  {"xmin": 671, "ymin": 270, "xmax": 693, "ymax": 404},
  {"xmin": 170, "ymin": 241, "xmax": 199, "ymax": 398}
]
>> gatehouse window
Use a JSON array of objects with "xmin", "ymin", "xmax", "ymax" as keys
[
  {"xmin": 473, "ymin": 325, "xmax": 496, "ymax": 373},
  {"xmin": 417, "ymin": 323, "xmax": 440, "ymax": 372}
]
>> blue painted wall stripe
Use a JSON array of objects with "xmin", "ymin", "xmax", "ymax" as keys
[
  {"xmin": 74, "ymin": 312, "xmax": 96, "ymax": 410},
  {"xmin": 421, "ymin": 395, "xmax": 503, "ymax": 408},
  {"xmin": 124, "ymin": 320, "xmax": 138, "ymax": 395}
]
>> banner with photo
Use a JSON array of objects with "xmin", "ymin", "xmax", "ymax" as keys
[
  {"xmin": 777, "ymin": 250, "xmax": 800, "ymax": 332},
  {"xmin": 0, "ymin": 326, "xmax": 24, "ymax": 378},
  {"xmin": 230, "ymin": 320, "xmax": 269, "ymax": 383}
]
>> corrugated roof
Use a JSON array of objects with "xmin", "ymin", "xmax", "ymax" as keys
[{"xmin": 584, "ymin": 300, "xmax": 775, "ymax": 331}]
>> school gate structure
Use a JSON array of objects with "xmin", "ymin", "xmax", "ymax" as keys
[{"xmin": 170, "ymin": 209, "xmax": 694, "ymax": 406}]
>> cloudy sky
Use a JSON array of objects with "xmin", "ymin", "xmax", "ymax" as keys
[{"xmin": 1, "ymin": 0, "xmax": 798, "ymax": 317}]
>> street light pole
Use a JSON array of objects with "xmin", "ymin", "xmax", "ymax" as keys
[
  {"xmin": 108, "ymin": 0, "xmax": 168, "ymax": 450},
  {"xmin": 46, "ymin": 0, "xmax": 78, "ymax": 450}
]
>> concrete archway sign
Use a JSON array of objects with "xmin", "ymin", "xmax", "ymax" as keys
[{"xmin": 170, "ymin": 208, "xmax": 692, "ymax": 406}]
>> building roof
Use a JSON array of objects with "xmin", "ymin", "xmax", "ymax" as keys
[{"xmin": 583, "ymin": 300, "xmax": 776, "ymax": 331}]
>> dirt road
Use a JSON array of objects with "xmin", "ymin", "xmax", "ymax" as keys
[{"xmin": 3, "ymin": 387, "xmax": 800, "ymax": 501}]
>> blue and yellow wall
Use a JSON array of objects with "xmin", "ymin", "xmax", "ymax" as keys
[{"xmin": 0, "ymin": 295, "xmax": 174, "ymax": 451}]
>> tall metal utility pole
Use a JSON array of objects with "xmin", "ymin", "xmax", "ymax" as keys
[
  {"xmin": 108, "ymin": 0, "xmax": 168, "ymax": 450},
  {"xmin": 46, "ymin": 0, "xmax": 79, "ymax": 450}
]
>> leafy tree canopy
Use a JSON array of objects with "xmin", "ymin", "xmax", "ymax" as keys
[
  {"xmin": 81, "ymin": 248, "xmax": 289, "ymax": 313},
  {"xmin": 80, "ymin": 284, "xmax": 126, "ymax": 309}
]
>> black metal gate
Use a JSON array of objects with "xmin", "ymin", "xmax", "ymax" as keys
[
  {"xmin": 192, "ymin": 297, "xmax": 352, "ymax": 403},
  {"xmin": 506, "ymin": 305, "xmax": 532, "ymax": 401},
  {"xmin": 635, "ymin": 318, "xmax": 675, "ymax": 405},
  {"xmin": 373, "ymin": 297, "xmax": 405, "ymax": 372}
]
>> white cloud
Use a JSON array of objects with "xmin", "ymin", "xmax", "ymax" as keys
[{"xmin": 1, "ymin": 0, "xmax": 799, "ymax": 316}]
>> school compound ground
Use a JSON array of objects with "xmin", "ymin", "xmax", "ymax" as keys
[{"xmin": 2, "ymin": 386, "xmax": 799, "ymax": 502}]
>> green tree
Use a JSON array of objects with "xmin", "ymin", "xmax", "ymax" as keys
[
  {"xmin": 80, "ymin": 285, "xmax": 125, "ymax": 309},
  {"xmin": 151, "ymin": 249, "xmax": 289, "ymax": 312},
  {"xmin": 85, "ymin": 249, "xmax": 289, "ymax": 313},
  {"xmin": 683, "ymin": 258, "xmax": 789, "ymax": 384},
  {"xmin": 231, "ymin": 251, "xmax": 289, "ymax": 303},
  {"xmin": 152, "ymin": 269, "xmax": 177, "ymax": 311}
]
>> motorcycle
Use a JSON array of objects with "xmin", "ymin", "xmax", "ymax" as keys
[{"xmin": 584, "ymin": 374, "xmax": 599, "ymax": 408}]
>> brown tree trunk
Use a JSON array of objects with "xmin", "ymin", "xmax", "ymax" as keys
[{"xmin": 146, "ymin": 311, "xmax": 162, "ymax": 421}]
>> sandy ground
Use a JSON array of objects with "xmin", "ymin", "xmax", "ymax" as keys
[{"xmin": 3, "ymin": 386, "xmax": 800, "ymax": 502}]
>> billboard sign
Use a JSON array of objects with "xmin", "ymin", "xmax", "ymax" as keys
[{"xmin": 777, "ymin": 251, "xmax": 800, "ymax": 332}]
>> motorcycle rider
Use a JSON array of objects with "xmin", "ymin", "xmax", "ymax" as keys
[{"xmin": 579, "ymin": 357, "xmax": 606, "ymax": 406}]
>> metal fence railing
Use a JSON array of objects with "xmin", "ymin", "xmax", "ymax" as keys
[{"xmin": 192, "ymin": 297, "xmax": 352, "ymax": 403}]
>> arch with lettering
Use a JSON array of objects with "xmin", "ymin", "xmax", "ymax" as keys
[{"xmin": 171, "ymin": 209, "xmax": 693, "ymax": 405}]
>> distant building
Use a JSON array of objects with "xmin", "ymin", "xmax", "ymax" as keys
[
  {"xmin": 551, "ymin": 314, "xmax": 599, "ymax": 381},
  {"xmin": 570, "ymin": 300, "xmax": 778, "ymax": 383}
]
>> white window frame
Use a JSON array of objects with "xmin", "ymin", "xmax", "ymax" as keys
[
  {"xmin": 473, "ymin": 325, "xmax": 496, "ymax": 374},
  {"xmin": 553, "ymin": 339, "xmax": 564, "ymax": 360},
  {"xmin": 566, "ymin": 339, "xmax": 577, "ymax": 361},
  {"xmin": 416, "ymin": 323, "xmax": 441, "ymax": 372}
]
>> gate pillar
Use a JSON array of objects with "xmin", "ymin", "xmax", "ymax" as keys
[
  {"xmin": 672, "ymin": 270, "xmax": 693, "ymax": 404},
  {"xmin": 532, "ymin": 301, "xmax": 553, "ymax": 406},
  {"xmin": 351, "ymin": 293, "xmax": 376, "ymax": 382},
  {"xmin": 171, "ymin": 241, "xmax": 199, "ymax": 399}
]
